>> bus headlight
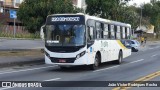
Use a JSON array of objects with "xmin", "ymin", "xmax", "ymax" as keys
[{"xmin": 76, "ymin": 51, "xmax": 86, "ymax": 60}]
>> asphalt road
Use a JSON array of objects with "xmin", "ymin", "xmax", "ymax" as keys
[{"xmin": 0, "ymin": 44, "xmax": 159, "ymax": 90}]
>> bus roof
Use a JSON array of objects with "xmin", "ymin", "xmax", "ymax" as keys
[{"xmin": 47, "ymin": 13, "xmax": 131, "ymax": 27}]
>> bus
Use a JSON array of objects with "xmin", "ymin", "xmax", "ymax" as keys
[{"xmin": 41, "ymin": 13, "xmax": 132, "ymax": 70}]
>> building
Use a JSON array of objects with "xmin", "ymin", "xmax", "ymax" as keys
[
  {"xmin": 72, "ymin": 0, "xmax": 86, "ymax": 12},
  {"xmin": 0, "ymin": 0, "xmax": 24, "ymax": 35},
  {"xmin": 0, "ymin": 0, "xmax": 24, "ymax": 12},
  {"xmin": 0, "ymin": 0, "xmax": 86, "ymax": 35}
]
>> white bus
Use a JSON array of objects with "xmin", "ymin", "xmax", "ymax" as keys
[{"xmin": 41, "ymin": 13, "xmax": 132, "ymax": 70}]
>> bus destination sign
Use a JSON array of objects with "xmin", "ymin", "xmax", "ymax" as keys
[
  {"xmin": 51, "ymin": 17, "xmax": 80, "ymax": 22},
  {"xmin": 46, "ymin": 15, "xmax": 85, "ymax": 25}
]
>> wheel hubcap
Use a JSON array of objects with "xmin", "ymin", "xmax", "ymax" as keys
[{"xmin": 119, "ymin": 54, "xmax": 122, "ymax": 63}]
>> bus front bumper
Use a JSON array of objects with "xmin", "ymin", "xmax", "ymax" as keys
[{"xmin": 45, "ymin": 54, "xmax": 91, "ymax": 66}]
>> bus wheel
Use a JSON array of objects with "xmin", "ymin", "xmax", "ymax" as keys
[
  {"xmin": 115, "ymin": 51, "xmax": 122, "ymax": 64},
  {"xmin": 89, "ymin": 54, "xmax": 100, "ymax": 70}
]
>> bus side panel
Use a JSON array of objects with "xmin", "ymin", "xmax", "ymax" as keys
[
  {"xmin": 116, "ymin": 40, "xmax": 131, "ymax": 58},
  {"xmin": 86, "ymin": 48, "xmax": 95, "ymax": 65},
  {"xmin": 123, "ymin": 49, "xmax": 131, "ymax": 58}
]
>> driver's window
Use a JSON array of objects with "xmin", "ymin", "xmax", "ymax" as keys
[{"xmin": 87, "ymin": 26, "xmax": 94, "ymax": 41}]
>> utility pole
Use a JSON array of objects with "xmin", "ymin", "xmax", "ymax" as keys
[
  {"xmin": 14, "ymin": 0, "xmax": 17, "ymax": 38},
  {"xmin": 140, "ymin": 7, "xmax": 142, "ymax": 29},
  {"xmin": 9, "ymin": 9, "xmax": 17, "ymax": 38},
  {"xmin": 4, "ymin": 0, "xmax": 5, "ymax": 14}
]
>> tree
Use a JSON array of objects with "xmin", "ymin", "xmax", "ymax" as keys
[
  {"xmin": 85, "ymin": 0, "xmax": 119, "ymax": 19},
  {"xmin": 141, "ymin": 2, "xmax": 160, "ymax": 38},
  {"xmin": 17, "ymin": 0, "xmax": 77, "ymax": 33},
  {"xmin": 85, "ymin": 0, "xmax": 139, "ymax": 29},
  {"xmin": 117, "ymin": 6, "xmax": 140, "ymax": 29}
]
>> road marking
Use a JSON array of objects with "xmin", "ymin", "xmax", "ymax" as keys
[
  {"xmin": 93, "ymin": 65, "xmax": 120, "ymax": 72},
  {"xmin": 0, "ymin": 65, "xmax": 56, "ymax": 75},
  {"xmin": 151, "ymin": 54, "xmax": 158, "ymax": 57},
  {"xmin": 43, "ymin": 78, "xmax": 61, "ymax": 81},
  {"xmin": 112, "ymin": 71, "xmax": 160, "ymax": 90},
  {"xmin": 129, "ymin": 59, "xmax": 144, "ymax": 64}
]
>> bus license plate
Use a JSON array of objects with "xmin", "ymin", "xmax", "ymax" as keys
[{"xmin": 59, "ymin": 59, "xmax": 66, "ymax": 63}]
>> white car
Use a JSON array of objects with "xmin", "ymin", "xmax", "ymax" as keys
[{"xmin": 127, "ymin": 40, "xmax": 140, "ymax": 52}]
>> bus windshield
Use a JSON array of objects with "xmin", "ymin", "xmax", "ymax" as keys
[{"xmin": 45, "ymin": 24, "xmax": 85, "ymax": 46}]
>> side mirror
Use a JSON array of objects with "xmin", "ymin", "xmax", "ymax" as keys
[{"xmin": 40, "ymin": 25, "xmax": 45, "ymax": 40}]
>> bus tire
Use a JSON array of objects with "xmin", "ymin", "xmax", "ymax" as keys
[
  {"xmin": 89, "ymin": 54, "xmax": 100, "ymax": 70},
  {"xmin": 115, "ymin": 51, "xmax": 122, "ymax": 64}
]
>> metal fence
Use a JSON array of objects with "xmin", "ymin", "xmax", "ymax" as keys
[{"xmin": 0, "ymin": 25, "xmax": 40, "ymax": 39}]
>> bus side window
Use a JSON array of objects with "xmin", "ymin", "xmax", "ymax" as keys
[
  {"xmin": 96, "ymin": 22, "xmax": 101, "ymax": 39},
  {"xmin": 127, "ymin": 27, "xmax": 130, "ymax": 39},
  {"xmin": 120, "ymin": 26, "xmax": 123, "ymax": 39},
  {"xmin": 122, "ymin": 27, "xmax": 125, "ymax": 39},
  {"xmin": 101, "ymin": 23, "xmax": 104, "ymax": 39},
  {"xmin": 117, "ymin": 26, "xmax": 121, "ymax": 39},
  {"xmin": 125, "ymin": 27, "xmax": 128, "ymax": 39},
  {"xmin": 108, "ymin": 25, "xmax": 111, "ymax": 39},
  {"xmin": 114, "ymin": 25, "xmax": 117, "ymax": 39},
  {"xmin": 104, "ymin": 24, "xmax": 109, "ymax": 39},
  {"xmin": 87, "ymin": 26, "xmax": 94, "ymax": 41},
  {"xmin": 111, "ymin": 25, "xmax": 115, "ymax": 39}
]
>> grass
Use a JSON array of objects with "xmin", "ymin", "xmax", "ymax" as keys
[
  {"xmin": 0, "ymin": 32, "xmax": 40, "ymax": 39},
  {"xmin": 0, "ymin": 50, "xmax": 43, "ymax": 57}
]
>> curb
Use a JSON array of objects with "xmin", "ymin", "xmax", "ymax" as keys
[{"xmin": 0, "ymin": 58, "xmax": 44, "ymax": 68}]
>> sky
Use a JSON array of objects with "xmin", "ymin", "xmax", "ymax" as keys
[{"xmin": 128, "ymin": 0, "xmax": 151, "ymax": 6}]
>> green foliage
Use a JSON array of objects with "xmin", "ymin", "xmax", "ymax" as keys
[
  {"xmin": 17, "ymin": 0, "xmax": 78, "ymax": 33},
  {"xmin": 141, "ymin": 1, "xmax": 160, "ymax": 38},
  {"xmin": 85, "ymin": 0, "xmax": 139, "ymax": 29},
  {"xmin": 0, "ymin": 31, "xmax": 40, "ymax": 39},
  {"xmin": 86, "ymin": 0, "xmax": 119, "ymax": 19},
  {"xmin": 117, "ymin": 6, "xmax": 140, "ymax": 29}
]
